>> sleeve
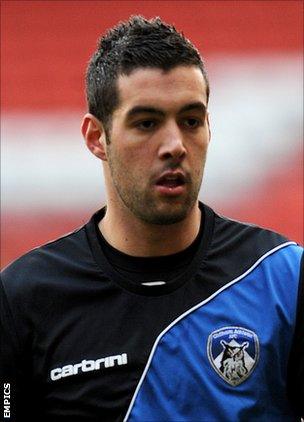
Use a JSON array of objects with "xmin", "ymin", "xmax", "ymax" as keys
[
  {"xmin": 1, "ymin": 278, "xmax": 21, "ymax": 421},
  {"xmin": 0, "ymin": 276, "xmax": 38, "ymax": 421},
  {"xmin": 287, "ymin": 250, "xmax": 304, "ymax": 417}
]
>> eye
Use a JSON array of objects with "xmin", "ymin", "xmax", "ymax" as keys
[
  {"xmin": 136, "ymin": 120, "xmax": 157, "ymax": 131},
  {"xmin": 183, "ymin": 117, "xmax": 202, "ymax": 129}
]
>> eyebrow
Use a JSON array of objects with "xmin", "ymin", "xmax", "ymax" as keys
[
  {"xmin": 179, "ymin": 102, "xmax": 207, "ymax": 114},
  {"xmin": 125, "ymin": 101, "xmax": 207, "ymax": 120},
  {"xmin": 126, "ymin": 106, "xmax": 165, "ymax": 119}
]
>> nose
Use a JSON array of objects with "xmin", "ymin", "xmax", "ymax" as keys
[{"xmin": 158, "ymin": 121, "xmax": 186, "ymax": 162}]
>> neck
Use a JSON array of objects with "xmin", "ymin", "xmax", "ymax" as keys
[{"xmin": 99, "ymin": 201, "xmax": 201, "ymax": 257}]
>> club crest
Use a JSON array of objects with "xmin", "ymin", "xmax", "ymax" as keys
[{"xmin": 207, "ymin": 326, "xmax": 259, "ymax": 386}]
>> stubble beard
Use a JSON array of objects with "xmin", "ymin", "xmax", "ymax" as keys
[{"xmin": 107, "ymin": 151, "xmax": 203, "ymax": 226}]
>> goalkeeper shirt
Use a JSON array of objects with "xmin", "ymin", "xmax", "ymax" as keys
[{"xmin": 1, "ymin": 202, "xmax": 303, "ymax": 421}]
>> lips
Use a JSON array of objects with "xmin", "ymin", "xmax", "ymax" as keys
[
  {"xmin": 154, "ymin": 170, "xmax": 187, "ymax": 196},
  {"xmin": 155, "ymin": 171, "xmax": 186, "ymax": 187}
]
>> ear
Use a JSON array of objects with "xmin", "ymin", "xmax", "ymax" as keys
[{"xmin": 81, "ymin": 113, "xmax": 108, "ymax": 161}]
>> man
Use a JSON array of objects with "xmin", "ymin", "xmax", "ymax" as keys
[{"xmin": 1, "ymin": 15, "xmax": 303, "ymax": 422}]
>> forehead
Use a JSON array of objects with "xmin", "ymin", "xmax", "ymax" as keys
[{"xmin": 115, "ymin": 66, "xmax": 208, "ymax": 116}]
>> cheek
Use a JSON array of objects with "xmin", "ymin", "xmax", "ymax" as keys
[
  {"xmin": 110, "ymin": 146, "xmax": 152, "ymax": 184},
  {"xmin": 189, "ymin": 127, "xmax": 210, "ymax": 150},
  {"xmin": 122, "ymin": 144, "xmax": 155, "ymax": 172},
  {"xmin": 111, "ymin": 129, "xmax": 153, "ymax": 161},
  {"xmin": 189, "ymin": 137, "xmax": 209, "ymax": 162},
  {"xmin": 188, "ymin": 143, "xmax": 209, "ymax": 179}
]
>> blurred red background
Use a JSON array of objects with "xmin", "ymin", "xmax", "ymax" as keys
[{"xmin": 1, "ymin": 0, "xmax": 303, "ymax": 268}]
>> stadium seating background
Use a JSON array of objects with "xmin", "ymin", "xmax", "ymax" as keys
[{"xmin": 1, "ymin": 0, "xmax": 303, "ymax": 268}]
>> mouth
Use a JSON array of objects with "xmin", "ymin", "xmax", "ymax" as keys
[{"xmin": 154, "ymin": 171, "xmax": 187, "ymax": 196}]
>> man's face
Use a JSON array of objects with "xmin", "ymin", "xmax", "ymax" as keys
[{"xmin": 105, "ymin": 65, "xmax": 210, "ymax": 225}]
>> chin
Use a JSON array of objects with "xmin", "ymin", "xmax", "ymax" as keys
[{"xmin": 137, "ymin": 204, "xmax": 191, "ymax": 226}]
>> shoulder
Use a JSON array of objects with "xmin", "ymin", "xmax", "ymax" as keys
[
  {"xmin": 1, "ymin": 223, "xmax": 94, "ymax": 298},
  {"xmin": 213, "ymin": 209, "xmax": 302, "ymax": 255},
  {"xmin": 206, "ymin": 206, "xmax": 303, "ymax": 278}
]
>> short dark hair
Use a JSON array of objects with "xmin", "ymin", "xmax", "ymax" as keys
[{"xmin": 86, "ymin": 15, "xmax": 209, "ymax": 131}]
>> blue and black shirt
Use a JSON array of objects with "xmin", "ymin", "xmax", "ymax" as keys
[{"xmin": 1, "ymin": 202, "xmax": 303, "ymax": 421}]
